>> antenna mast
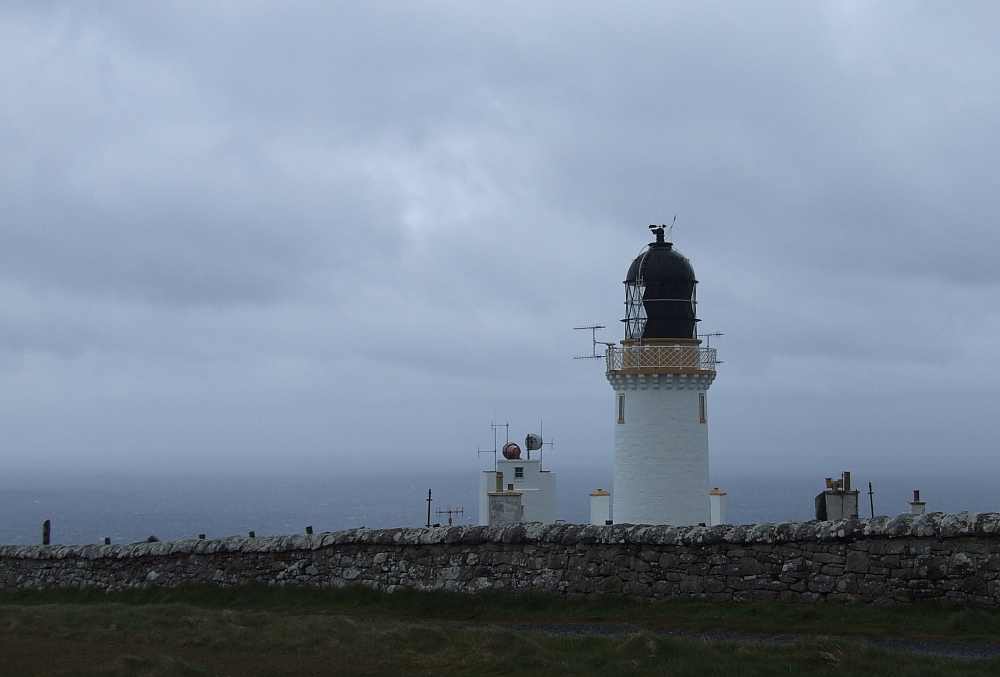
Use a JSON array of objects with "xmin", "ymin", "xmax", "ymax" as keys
[
  {"xmin": 477, "ymin": 420, "xmax": 509, "ymax": 471},
  {"xmin": 666, "ymin": 214, "xmax": 677, "ymax": 242},
  {"xmin": 698, "ymin": 332, "xmax": 724, "ymax": 348},
  {"xmin": 436, "ymin": 506, "xmax": 464, "ymax": 526},
  {"xmin": 539, "ymin": 419, "xmax": 554, "ymax": 471},
  {"xmin": 574, "ymin": 325, "xmax": 614, "ymax": 360}
]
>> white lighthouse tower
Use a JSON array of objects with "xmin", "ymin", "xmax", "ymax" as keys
[{"xmin": 605, "ymin": 226, "xmax": 718, "ymax": 526}]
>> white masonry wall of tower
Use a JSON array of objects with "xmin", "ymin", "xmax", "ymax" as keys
[
  {"xmin": 607, "ymin": 344, "xmax": 716, "ymax": 526},
  {"xmin": 478, "ymin": 459, "xmax": 556, "ymax": 525}
]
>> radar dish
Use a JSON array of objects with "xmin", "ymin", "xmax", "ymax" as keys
[
  {"xmin": 501, "ymin": 442, "xmax": 522, "ymax": 460},
  {"xmin": 524, "ymin": 434, "xmax": 542, "ymax": 451}
]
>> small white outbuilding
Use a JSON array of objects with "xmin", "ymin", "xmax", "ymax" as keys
[{"xmin": 479, "ymin": 448, "xmax": 556, "ymax": 525}]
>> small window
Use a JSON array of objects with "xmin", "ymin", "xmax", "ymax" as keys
[
  {"xmin": 699, "ymin": 392, "xmax": 707, "ymax": 423},
  {"xmin": 617, "ymin": 393, "xmax": 625, "ymax": 424},
  {"xmin": 514, "ymin": 466, "xmax": 524, "ymax": 479}
]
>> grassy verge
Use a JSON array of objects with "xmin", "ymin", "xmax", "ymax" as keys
[
  {"xmin": 2, "ymin": 603, "xmax": 1000, "ymax": 677},
  {"xmin": 4, "ymin": 584, "xmax": 1000, "ymax": 642}
]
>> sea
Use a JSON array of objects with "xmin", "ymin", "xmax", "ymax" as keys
[{"xmin": 1, "ymin": 468, "xmax": 997, "ymax": 546}]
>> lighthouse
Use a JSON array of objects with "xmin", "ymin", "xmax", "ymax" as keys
[{"xmin": 605, "ymin": 226, "xmax": 718, "ymax": 525}]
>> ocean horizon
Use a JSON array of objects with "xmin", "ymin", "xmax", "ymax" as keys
[{"xmin": 2, "ymin": 469, "xmax": 996, "ymax": 547}]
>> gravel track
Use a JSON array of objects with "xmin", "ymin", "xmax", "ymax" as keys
[{"xmin": 291, "ymin": 613, "xmax": 1000, "ymax": 660}]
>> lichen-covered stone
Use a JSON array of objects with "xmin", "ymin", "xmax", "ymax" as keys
[{"xmin": 3, "ymin": 514, "xmax": 1000, "ymax": 605}]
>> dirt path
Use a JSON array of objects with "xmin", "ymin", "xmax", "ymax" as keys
[{"xmin": 284, "ymin": 612, "xmax": 1000, "ymax": 661}]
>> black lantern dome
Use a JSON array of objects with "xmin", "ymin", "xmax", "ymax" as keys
[{"xmin": 623, "ymin": 226, "xmax": 698, "ymax": 340}]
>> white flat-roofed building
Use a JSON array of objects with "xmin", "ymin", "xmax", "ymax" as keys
[{"xmin": 479, "ymin": 457, "xmax": 556, "ymax": 525}]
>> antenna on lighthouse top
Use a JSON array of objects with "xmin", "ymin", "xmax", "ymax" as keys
[{"xmin": 574, "ymin": 325, "xmax": 614, "ymax": 359}]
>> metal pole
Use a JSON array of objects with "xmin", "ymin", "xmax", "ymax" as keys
[
  {"xmin": 868, "ymin": 482, "xmax": 875, "ymax": 519},
  {"xmin": 42, "ymin": 520, "xmax": 50, "ymax": 546},
  {"xmin": 426, "ymin": 489, "xmax": 432, "ymax": 528}
]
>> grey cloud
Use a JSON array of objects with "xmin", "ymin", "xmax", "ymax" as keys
[{"xmin": 1, "ymin": 1, "xmax": 999, "ymax": 481}]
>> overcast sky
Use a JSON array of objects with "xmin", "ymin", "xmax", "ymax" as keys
[{"xmin": 1, "ymin": 1, "xmax": 999, "ymax": 484}]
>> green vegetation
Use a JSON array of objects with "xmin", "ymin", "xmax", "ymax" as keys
[
  {"xmin": 1, "ymin": 603, "xmax": 999, "ymax": 677},
  {"xmin": 2, "ymin": 586, "xmax": 1000, "ymax": 675},
  {"xmin": 5, "ymin": 583, "xmax": 1000, "ymax": 641}
]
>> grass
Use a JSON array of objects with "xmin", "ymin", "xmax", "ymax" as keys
[
  {"xmin": 2, "ymin": 603, "xmax": 1000, "ymax": 676},
  {"xmin": 5, "ymin": 584, "xmax": 1000, "ymax": 641},
  {"xmin": 3, "ymin": 586, "xmax": 1000, "ymax": 675}
]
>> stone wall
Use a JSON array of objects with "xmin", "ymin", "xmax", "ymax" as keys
[{"xmin": 3, "ymin": 512, "xmax": 1000, "ymax": 604}]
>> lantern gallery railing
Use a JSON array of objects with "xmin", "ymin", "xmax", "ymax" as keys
[{"xmin": 606, "ymin": 344, "xmax": 717, "ymax": 372}]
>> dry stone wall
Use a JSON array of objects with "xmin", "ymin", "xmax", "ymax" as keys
[{"xmin": 4, "ymin": 513, "xmax": 1000, "ymax": 605}]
